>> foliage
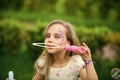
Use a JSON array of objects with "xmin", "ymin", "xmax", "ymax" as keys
[
  {"xmin": 0, "ymin": 0, "xmax": 24, "ymax": 10},
  {"xmin": 0, "ymin": 19, "xmax": 45, "ymax": 79},
  {"xmin": 0, "ymin": 0, "xmax": 120, "ymax": 20}
]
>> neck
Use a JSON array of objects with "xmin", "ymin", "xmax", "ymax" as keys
[{"xmin": 53, "ymin": 51, "xmax": 69, "ymax": 64}]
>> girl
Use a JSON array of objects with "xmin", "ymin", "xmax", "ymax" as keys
[{"xmin": 32, "ymin": 19, "xmax": 98, "ymax": 80}]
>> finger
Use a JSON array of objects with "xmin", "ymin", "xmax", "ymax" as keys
[
  {"xmin": 81, "ymin": 43, "xmax": 90, "ymax": 53},
  {"xmin": 74, "ymin": 48, "xmax": 82, "ymax": 54},
  {"xmin": 82, "ymin": 43, "xmax": 89, "ymax": 49},
  {"xmin": 77, "ymin": 49, "xmax": 84, "ymax": 54},
  {"xmin": 75, "ymin": 47, "xmax": 86, "ymax": 55}
]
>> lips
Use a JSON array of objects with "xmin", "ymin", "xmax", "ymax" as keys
[
  {"xmin": 46, "ymin": 44, "xmax": 58, "ymax": 48},
  {"xmin": 46, "ymin": 45, "xmax": 55, "ymax": 48},
  {"xmin": 44, "ymin": 43, "xmax": 60, "ymax": 48}
]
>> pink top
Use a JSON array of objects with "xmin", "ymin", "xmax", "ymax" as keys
[{"xmin": 38, "ymin": 55, "xmax": 85, "ymax": 80}]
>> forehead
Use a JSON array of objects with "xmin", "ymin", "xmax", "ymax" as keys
[{"xmin": 47, "ymin": 24, "xmax": 66, "ymax": 33}]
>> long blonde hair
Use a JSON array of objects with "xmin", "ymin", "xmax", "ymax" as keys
[{"xmin": 33, "ymin": 19, "xmax": 80, "ymax": 80}]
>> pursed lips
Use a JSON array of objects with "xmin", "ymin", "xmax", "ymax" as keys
[{"xmin": 46, "ymin": 45, "xmax": 56, "ymax": 48}]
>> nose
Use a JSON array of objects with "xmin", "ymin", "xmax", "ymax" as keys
[{"xmin": 47, "ymin": 35, "xmax": 54, "ymax": 42}]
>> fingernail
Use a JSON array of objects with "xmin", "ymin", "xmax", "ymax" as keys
[{"xmin": 82, "ymin": 42, "xmax": 85, "ymax": 45}]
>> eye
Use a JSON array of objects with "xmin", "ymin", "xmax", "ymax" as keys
[
  {"xmin": 54, "ymin": 34, "xmax": 62, "ymax": 39},
  {"xmin": 45, "ymin": 33, "xmax": 50, "ymax": 38}
]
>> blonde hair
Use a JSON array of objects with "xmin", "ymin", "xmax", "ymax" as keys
[{"xmin": 33, "ymin": 19, "xmax": 80, "ymax": 80}]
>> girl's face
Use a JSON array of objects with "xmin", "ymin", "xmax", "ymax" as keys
[{"xmin": 44, "ymin": 24, "xmax": 70, "ymax": 54}]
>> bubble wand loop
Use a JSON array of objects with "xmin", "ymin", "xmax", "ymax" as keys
[
  {"xmin": 32, "ymin": 43, "xmax": 86, "ymax": 53},
  {"xmin": 32, "ymin": 43, "xmax": 61, "ymax": 48}
]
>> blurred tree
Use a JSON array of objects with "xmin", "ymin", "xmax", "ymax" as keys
[
  {"xmin": 64, "ymin": 0, "xmax": 100, "ymax": 19},
  {"xmin": 64, "ymin": 0, "xmax": 81, "ymax": 15},
  {"xmin": 22, "ymin": 0, "xmax": 56, "ymax": 12},
  {"xmin": 0, "ymin": 0, "xmax": 120, "ymax": 20},
  {"xmin": 99, "ymin": 0, "xmax": 120, "ymax": 20},
  {"xmin": 0, "ymin": 0, "xmax": 23, "ymax": 10},
  {"xmin": 64, "ymin": 0, "xmax": 120, "ymax": 20},
  {"xmin": 55, "ymin": 0, "xmax": 65, "ymax": 14}
]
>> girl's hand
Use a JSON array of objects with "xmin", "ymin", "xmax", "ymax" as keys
[{"xmin": 76, "ymin": 43, "xmax": 92, "ymax": 61}]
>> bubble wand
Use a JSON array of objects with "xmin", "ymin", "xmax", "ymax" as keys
[{"xmin": 32, "ymin": 43, "xmax": 86, "ymax": 54}]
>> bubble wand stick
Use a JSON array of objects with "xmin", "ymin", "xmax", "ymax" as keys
[{"xmin": 32, "ymin": 43, "xmax": 86, "ymax": 54}]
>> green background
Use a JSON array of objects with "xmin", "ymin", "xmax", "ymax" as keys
[{"xmin": 0, "ymin": 0, "xmax": 120, "ymax": 80}]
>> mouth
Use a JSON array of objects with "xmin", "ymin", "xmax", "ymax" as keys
[
  {"xmin": 45, "ymin": 43, "xmax": 60, "ymax": 48},
  {"xmin": 46, "ymin": 45, "xmax": 56, "ymax": 48}
]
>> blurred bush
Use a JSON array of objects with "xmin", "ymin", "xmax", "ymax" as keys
[{"xmin": 0, "ymin": 19, "xmax": 45, "ymax": 79}]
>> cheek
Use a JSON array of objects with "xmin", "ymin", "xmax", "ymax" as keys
[
  {"xmin": 58, "ymin": 42, "xmax": 65, "ymax": 46},
  {"xmin": 58, "ymin": 40, "xmax": 68, "ymax": 46},
  {"xmin": 58, "ymin": 36, "xmax": 67, "ymax": 46}
]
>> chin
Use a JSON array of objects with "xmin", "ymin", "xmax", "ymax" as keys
[{"xmin": 47, "ymin": 49, "xmax": 56, "ymax": 54}]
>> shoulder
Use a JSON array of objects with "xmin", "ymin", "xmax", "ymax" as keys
[
  {"xmin": 37, "ymin": 56, "xmax": 46, "ymax": 68},
  {"xmin": 71, "ymin": 55, "xmax": 84, "ymax": 62},
  {"xmin": 36, "ymin": 56, "xmax": 46, "ymax": 75},
  {"xmin": 66, "ymin": 55, "xmax": 85, "ymax": 77},
  {"xmin": 70, "ymin": 55, "xmax": 85, "ymax": 68}
]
